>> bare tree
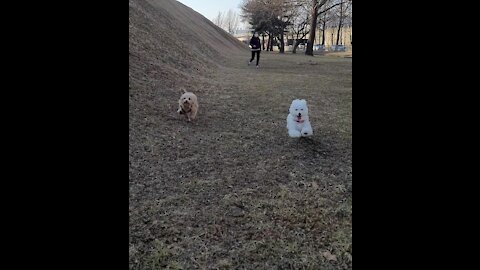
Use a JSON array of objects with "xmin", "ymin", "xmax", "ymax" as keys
[
  {"xmin": 213, "ymin": 10, "xmax": 241, "ymax": 35},
  {"xmin": 305, "ymin": 0, "xmax": 350, "ymax": 56},
  {"xmin": 318, "ymin": 4, "xmax": 334, "ymax": 46},
  {"xmin": 225, "ymin": 9, "xmax": 240, "ymax": 34},
  {"xmin": 335, "ymin": 1, "xmax": 343, "ymax": 45},
  {"xmin": 290, "ymin": 1, "xmax": 310, "ymax": 53},
  {"xmin": 213, "ymin": 11, "xmax": 225, "ymax": 30},
  {"xmin": 305, "ymin": 0, "xmax": 325, "ymax": 56},
  {"xmin": 335, "ymin": 0, "xmax": 351, "ymax": 46},
  {"xmin": 341, "ymin": 1, "xmax": 352, "ymax": 46}
]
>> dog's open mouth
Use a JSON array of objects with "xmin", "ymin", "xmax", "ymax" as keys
[{"xmin": 295, "ymin": 117, "xmax": 304, "ymax": 123}]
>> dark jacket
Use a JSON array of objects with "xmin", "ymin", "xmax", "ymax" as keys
[{"xmin": 249, "ymin": 36, "xmax": 261, "ymax": 51}]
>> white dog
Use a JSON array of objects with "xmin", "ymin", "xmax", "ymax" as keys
[
  {"xmin": 176, "ymin": 90, "xmax": 198, "ymax": 122},
  {"xmin": 286, "ymin": 99, "xmax": 313, "ymax": 137}
]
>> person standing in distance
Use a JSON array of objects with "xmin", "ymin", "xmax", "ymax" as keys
[{"xmin": 248, "ymin": 32, "xmax": 261, "ymax": 68}]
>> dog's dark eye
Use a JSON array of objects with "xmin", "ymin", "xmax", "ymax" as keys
[
  {"xmin": 188, "ymin": 98, "xmax": 191, "ymax": 100},
  {"xmin": 301, "ymin": 109, "xmax": 303, "ymax": 111},
  {"xmin": 295, "ymin": 109, "xmax": 298, "ymax": 111}
]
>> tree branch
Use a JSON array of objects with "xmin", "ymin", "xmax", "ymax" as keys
[{"xmin": 317, "ymin": 1, "xmax": 349, "ymax": 16}]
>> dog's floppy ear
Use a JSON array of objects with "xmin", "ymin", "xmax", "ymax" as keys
[
  {"xmin": 179, "ymin": 87, "xmax": 187, "ymax": 94},
  {"xmin": 301, "ymin": 99, "xmax": 307, "ymax": 105}
]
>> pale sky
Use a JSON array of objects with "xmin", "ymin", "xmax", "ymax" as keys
[{"xmin": 176, "ymin": 0, "xmax": 247, "ymax": 27}]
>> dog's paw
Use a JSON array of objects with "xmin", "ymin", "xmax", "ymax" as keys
[
  {"xmin": 301, "ymin": 127, "xmax": 313, "ymax": 136},
  {"xmin": 288, "ymin": 130, "xmax": 302, "ymax": 138}
]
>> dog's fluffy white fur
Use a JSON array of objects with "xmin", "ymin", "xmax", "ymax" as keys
[
  {"xmin": 286, "ymin": 99, "xmax": 313, "ymax": 137},
  {"xmin": 177, "ymin": 90, "xmax": 198, "ymax": 121}
]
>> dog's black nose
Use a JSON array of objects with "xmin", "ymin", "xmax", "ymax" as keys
[{"xmin": 298, "ymin": 113, "xmax": 302, "ymax": 117}]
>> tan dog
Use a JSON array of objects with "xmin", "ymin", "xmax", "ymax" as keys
[{"xmin": 177, "ymin": 90, "xmax": 198, "ymax": 121}]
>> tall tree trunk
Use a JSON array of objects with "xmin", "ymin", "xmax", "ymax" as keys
[
  {"xmin": 335, "ymin": 2, "xmax": 343, "ymax": 46},
  {"xmin": 321, "ymin": 17, "xmax": 326, "ymax": 46},
  {"xmin": 267, "ymin": 34, "xmax": 271, "ymax": 51},
  {"xmin": 279, "ymin": 32, "xmax": 285, "ymax": 53},
  {"xmin": 335, "ymin": 21, "xmax": 342, "ymax": 46},
  {"xmin": 267, "ymin": 35, "xmax": 271, "ymax": 51},
  {"xmin": 292, "ymin": 32, "xmax": 300, "ymax": 54},
  {"xmin": 340, "ymin": 29, "xmax": 343, "ymax": 45},
  {"xmin": 305, "ymin": 0, "xmax": 318, "ymax": 56},
  {"xmin": 262, "ymin": 34, "xmax": 265, "ymax": 50}
]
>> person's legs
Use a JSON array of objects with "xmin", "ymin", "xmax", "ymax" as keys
[
  {"xmin": 256, "ymin": 51, "xmax": 260, "ymax": 66},
  {"xmin": 249, "ymin": 51, "xmax": 255, "ymax": 63}
]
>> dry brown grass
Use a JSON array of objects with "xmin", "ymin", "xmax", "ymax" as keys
[{"xmin": 130, "ymin": 1, "xmax": 352, "ymax": 269}]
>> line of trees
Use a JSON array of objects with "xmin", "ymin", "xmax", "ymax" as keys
[
  {"xmin": 212, "ymin": 9, "xmax": 240, "ymax": 35},
  {"xmin": 240, "ymin": 0, "xmax": 352, "ymax": 56}
]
